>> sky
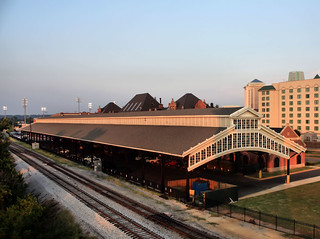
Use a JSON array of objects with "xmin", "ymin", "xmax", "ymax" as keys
[{"xmin": 1, "ymin": 0, "xmax": 320, "ymax": 115}]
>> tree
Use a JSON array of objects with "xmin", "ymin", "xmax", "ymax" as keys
[
  {"xmin": 0, "ymin": 136, "xmax": 95, "ymax": 239},
  {"xmin": 0, "ymin": 195, "xmax": 44, "ymax": 238},
  {"xmin": 0, "ymin": 118, "xmax": 12, "ymax": 132}
]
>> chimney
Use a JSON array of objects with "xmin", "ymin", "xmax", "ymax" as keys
[{"xmin": 159, "ymin": 97, "xmax": 163, "ymax": 109}]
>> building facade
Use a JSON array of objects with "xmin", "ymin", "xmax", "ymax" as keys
[
  {"xmin": 24, "ymin": 106, "xmax": 305, "ymax": 173},
  {"xmin": 288, "ymin": 71, "xmax": 305, "ymax": 81},
  {"xmin": 258, "ymin": 74, "xmax": 320, "ymax": 135},
  {"xmin": 244, "ymin": 79, "xmax": 266, "ymax": 111}
]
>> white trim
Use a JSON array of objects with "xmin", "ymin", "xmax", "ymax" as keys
[
  {"xmin": 186, "ymin": 123, "xmax": 306, "ymax": 172},
  {"xmin": 230, "ymin": 107, "xmax": 264, "ymax": 119}
]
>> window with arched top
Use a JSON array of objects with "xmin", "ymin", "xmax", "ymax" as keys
[
  {"xmin": 297, "ymin": 155, "xmax": 301, "ymax": 164},
  {"xmin": 274, "ymin": 157, "xmax": 279, "ymax": 168}
]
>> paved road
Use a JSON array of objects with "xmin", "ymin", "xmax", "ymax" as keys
[
  {"xmin": 198, "ymin": 167, "xmax": 320, "ymax": 198},
  {"xmin": 239, "ymin": 168, "xmax": 320, "ymax": 198},
  {"xmin": 306, "ymin": 157, "xmax": 320, "ymax": 163}
]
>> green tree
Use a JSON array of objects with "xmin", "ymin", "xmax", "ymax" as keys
[
  {"xmin": 0, "ymin": 195, "xmax": 44, "ymax": 239},
  {"xmin": 0, "ymin": 118, "xmax": 12, "ymax": 132},
  {"xmin": 0, "ymin": 136, "xmax": 95, "ymax": 239},
  {"xmin": 0, "ymin": 137, "xmax": 26, "ymax": 209}
]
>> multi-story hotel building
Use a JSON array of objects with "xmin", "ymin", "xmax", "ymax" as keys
[
  {"xmin": 244, "ymin": 79, "xmax": 266, "ymax": 111},
  {"xmin": 255, "ymin": 73, "xmax": 320, "ymax": 135}
]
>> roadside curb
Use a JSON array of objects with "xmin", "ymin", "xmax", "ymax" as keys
[{"xmin": 245, "ymin": 166, "xmax": 320, "ymax": 181}]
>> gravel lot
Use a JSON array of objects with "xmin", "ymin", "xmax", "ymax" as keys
[{"xmin": 13, "ymin": 153, "xmax": 286, "ymax": 239}]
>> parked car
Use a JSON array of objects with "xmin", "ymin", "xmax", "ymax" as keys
[
  {"xmin": 165, "ymin": 161, "xmax": 179, "ymax": 167},
  {"xmin": 146, "ymin": 158, "xmax": 160, "ymax": 164}
]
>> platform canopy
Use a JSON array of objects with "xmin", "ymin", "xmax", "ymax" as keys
[
  {"xmin": 21, "ymin": 107, "xmax": 306, "ymax": 170},
  {"xmin": 22, "ymin": 123, "xmax": 225, "ymax": 157}
]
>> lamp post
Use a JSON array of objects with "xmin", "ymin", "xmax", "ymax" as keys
[
  {"xmin": 41, "ymin": 107, "xmax": 47, "ymax": 117},
  {"xmin": 88, "ymin": 103, "xmax": 92, "ymax": 113},
  {"xmin": 76, "ymin": 97, "xmax": 81, "ymax": 113},
  {"xmin": 3, "ymin": 106, "xmax": 7, "ymax": 118},
  {"xmin": 22, "ymin": 98, "xmax": 28, "ymax": 125}
]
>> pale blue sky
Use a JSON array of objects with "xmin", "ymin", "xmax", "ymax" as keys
[{"xmin": 1, "ymin": 0, "xmax": 319, "ymax": 115}]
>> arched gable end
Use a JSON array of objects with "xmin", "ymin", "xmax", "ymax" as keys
[{"xmin": 184, "ymin": 108, "xmax": 306, "ymax": 172}]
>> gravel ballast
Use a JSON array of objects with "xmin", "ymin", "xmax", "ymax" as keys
[{"xmin": 13, "ymin": 152, "xmax": 286, "ymax": 239}]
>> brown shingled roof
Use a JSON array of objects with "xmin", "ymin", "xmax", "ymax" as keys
[
  {"xmin": 23, "ymin": 123, "xmax": 225, "ymax": 157},
  {"xmin": 49, "ymin": 107, "xmax": 243, "ymax": 119},
  {"xmin": 175, "ymin": 93, "xmax": 200, "ymax": 109},
  {"xmin": 121, "ymin": 93, "xmax": 160, "ymax": 112},
  {"xmin": 101, "ymin": 102, "xmax": 121, "ymax": 113}
]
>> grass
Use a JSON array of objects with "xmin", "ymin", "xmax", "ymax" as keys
[
  {"xmin": 9, "ymin": 137, "xmax": 89, "ymax": 169},
  {"xmin": 235, "ymin": 181, "xmax": 320, "ymax": 226},
  {"xmin": 11, "ymin": 138, "xmax": 319, "ymax": 227},
  {"xmin": 10, "ymin": 137, "xmax": 32, "ymax": 149},
  {"xmin": 248, "ymin": 166, "xmax": 314, "ymax": 179},
  {"xmin": 95, "ymin": 173, "xmax": 110, "ymax": 180}
]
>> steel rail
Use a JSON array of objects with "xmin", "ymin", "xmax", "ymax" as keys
[
  {"xmin": 10, "ymin": 142, "xmax": 221, "ymax": 239},
  {"xmin": 10, "ymin": 145, "xmax": 162, "ymax": 239}
]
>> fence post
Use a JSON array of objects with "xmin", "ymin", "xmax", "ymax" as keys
[
  {"xmin": 313, "ymin": 224, "xmax": 315, "ymax": 239},
  {"xmin": 275, "ymin": 215, "xmax": 278, "ymax": 231},
  {"xmin": 244, "ymin": 207, "xmax": 246, "ymax": 222},
  {"xmin": 293, "ymin": 219, "xmax": 295, "ymax": 235},
  {"xmin": 259, "ymin": 211, "xmax": 261, "ymax": 226}
]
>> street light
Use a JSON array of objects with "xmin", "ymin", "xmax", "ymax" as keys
[
  {"xmin": 41, "ymin": 107, "xmax": 47, "ymax": 117},
  {"xmin": 22, "ymin": 98, "xmax": 28, "ymax": 124},
  {"xmin": 88, "ymin": 103, "xmax": 92, "ymax": 113},
  {"xmin": 3, "ymin": 106, "xmax": 7, "ymax": 118},
  {"xmin": 76, "ymin": 97, "xmax": 81, "ymax": 113}
]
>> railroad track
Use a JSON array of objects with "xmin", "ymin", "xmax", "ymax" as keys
[
  {"xmin": 9, "ymin": 142, "xmax": 221, "ymax": 239},
  {"xmin": 10, "ymin": 144, "xmax": 162, "ymax": 239}
]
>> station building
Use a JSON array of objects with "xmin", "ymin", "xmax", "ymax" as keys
[{"xmin": 21, "ymin": 103, "xmax": 306, "ymax": 178}]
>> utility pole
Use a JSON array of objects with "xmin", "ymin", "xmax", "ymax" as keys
[
  {"xmin": 76, "ymin": 97, "xmax": 81, "ymax": 113},
  {"xmin": 22, "ymin": 98, "xmax": 28, "ymax": 125},
  {"xmin": 2, "ymin": 106, "xmax": 7, "ymax": 119},
  {"xmin": 41, "ymin": 107, "xmax": 47, "ymax": 117},
  {"xmin": 88, "ymin": 102, "xmax": 92, "ymax": 113}
]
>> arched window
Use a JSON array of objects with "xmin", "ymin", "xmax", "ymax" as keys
[
  {"xmin": 274, "ymin": 157, "xmax": 279, "ymax": 168},
  {"xmin": 297, "ymin": 155, "xmax": 302, "ymax": 164}
]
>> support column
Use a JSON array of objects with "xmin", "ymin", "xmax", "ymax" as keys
[
  {"xmin": 62, "ymin": 138, "xmax": 66, "ymax": 155},
  {"xmin": 75, "ymin": 141, "xmax": 78, "ymax": 161},
  {"xmin": 160, "ymin": 154, "xmax": 165, "ymax": 193},
  {"xmin": 258, "ymin": 152, "xmax": 264, "ymax": 179},
  {"xmin": 67, "ymin": 139, "xmax": 71, "ymax": 158},
  {"xmin": 185, "ymin": 167, "xmax": 190, "ymax": 202},
  {"xmin": 141, "ymin": 152, "xmax": 145, "ymax": 186},
  {"xmin": 81, "ymin": 143, "xmax": 85, "ymax": 164},
  {"xmin": 286, "ymin": 158, "xmax": 290, "ymax": 184},
  {"xmin": 100, "ymin": 145, "xmax": 105, "ymax": 172},
  {"xmin": 89, "ymin": 142, "xmax": 93, "ymax": 165}
]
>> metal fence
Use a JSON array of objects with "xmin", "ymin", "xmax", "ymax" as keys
[
  {"xmin": 207, "ymin": 201, "xmax": 320, "ymax": 239},
  {"xmin": 104, "ymin": 168, "xmax": 320, "ymax": 239},
  {"xmin": 19, "ymin": 137, "xmax": 319, "ymax": 238}
]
